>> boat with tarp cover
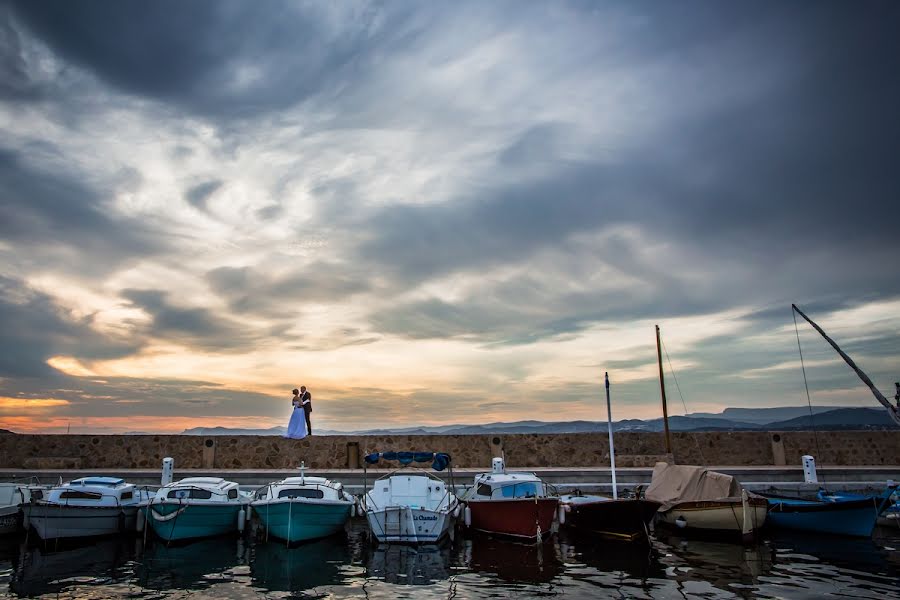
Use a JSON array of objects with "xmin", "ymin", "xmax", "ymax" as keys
[
  {"xmin": 645, "ymin": 462, "xmax": 767, "ymax": 542},
  {"xmin": 362, "ymin": 451, "xmax": 460, "ymax": 544},
  {"xmin": 461, "ymin": 457, "xmax": 558, "ymax": 541}
]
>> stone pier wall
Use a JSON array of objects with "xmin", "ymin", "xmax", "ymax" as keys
[{"xmin": 0, "ymin": 431, "xmax": 897, "ymax": 469}]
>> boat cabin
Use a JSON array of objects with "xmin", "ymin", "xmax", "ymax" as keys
[
  {"xmin": 154, "ymin": 477, "xmax": 244, "ymax": 502},
  {"xmin": 255, "ymin": 476, "xmax": 346, "ymax": 501},
  {"xmin": 366, "ymin": 473, "xmax": 452, "ymax": 511},
  {"xmin": 44, "ymin": 477, "xmax": 143, "ymax": 507}
]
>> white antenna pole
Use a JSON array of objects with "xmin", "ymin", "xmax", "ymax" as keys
[
  {"xmin": 605, "ymin": 372, "xmax": 618, "ymax": 499},
  {"xmin": 300, "ymin": 461, "xmax": 306, "ymax": 484}
]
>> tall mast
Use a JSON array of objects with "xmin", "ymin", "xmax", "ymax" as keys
[
  {"xmin": 605, "ymin": 372, "xmax": 618, "ymax": 499},
  {"xmin": 656, "ymin": 325, "xmax": 672, "ymax": 454},
  {"xmin": 792, "ymin": 304, "xmax": 900, "ymax": 426}
]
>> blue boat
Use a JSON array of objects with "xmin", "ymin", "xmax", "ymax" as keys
[
  {"xmin": 251, "ymin": 470, "xmax": 356, "ymax": 544},
  {"xmin": 143, "ymin": 477, "xmax": 252, "ymax": 542},
  {"xmin": 762, "ymin": 486, "xmax": 896, "ymax": 537}
]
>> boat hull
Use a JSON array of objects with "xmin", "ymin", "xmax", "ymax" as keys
[
  {"xmin": 366, "ymin": 506, "xmax": 455, "ymax": 544},
  {"xmin": 24, "ymin": 504, "xmax": 139, "ymax": 539},
  {"xmin": 564, "ymin": 499, "xmax": 660, "ymax": 542},
  {"xmin": 254, "ymin": 499, "xmax": 352, "ymax": 543},
  {"xmin": 764, "ymin": 496, "xmax": 879, "ymax": 537},
  {"xmin": 656, "ymin": 498, "xmax": 768, "ymax": 539},
  {"xmin": 144, "ymin": 502, "xmax": 243, "ymax": 542},
  {"xmin": 0, "ymin": 505, "xmax": 20, "ymax": 535},
  {"xmin": 466, "ymin": 498, "xmax": 558, "ymax": 540}
]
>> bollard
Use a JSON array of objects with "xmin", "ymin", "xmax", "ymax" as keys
[{"xmin": 802, "ymin": 455, "xmax": 818, "ymax": 484}]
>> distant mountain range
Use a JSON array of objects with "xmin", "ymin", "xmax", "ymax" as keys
[{"xmin": 179, "ymin": 406, "xmax": 898, "ymax": 436}]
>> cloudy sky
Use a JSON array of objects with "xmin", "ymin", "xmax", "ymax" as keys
[{"xmin": 1, "ymin": 1, "xmax": 898, "ymax": 434}]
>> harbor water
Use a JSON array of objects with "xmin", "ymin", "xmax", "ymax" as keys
[{"xmin": 1, "ymin": 519, "xmax": 898, "ymax": 599}]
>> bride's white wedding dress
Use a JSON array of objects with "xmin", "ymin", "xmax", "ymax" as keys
[{"xmin": 284, "ymin": 402, "xmax": 308, "ymax": 439}]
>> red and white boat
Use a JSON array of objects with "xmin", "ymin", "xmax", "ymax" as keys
[{"xmin": 461, "ymin": 458, "xmax": 558, "ymax": 541}]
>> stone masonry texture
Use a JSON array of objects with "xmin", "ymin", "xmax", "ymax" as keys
[{"xmin": 0, "ymin": 431, "xmax": 897, "ymax": 469}]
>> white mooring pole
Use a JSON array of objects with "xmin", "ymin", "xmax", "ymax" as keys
[{"xmin": 605, "ymin": 372, "xmax": 618, "ymax": 499}]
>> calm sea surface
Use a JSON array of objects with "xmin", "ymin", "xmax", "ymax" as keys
[{"xmin": 1, "ymin": 520, "xmax": 898, "ymax": 599}]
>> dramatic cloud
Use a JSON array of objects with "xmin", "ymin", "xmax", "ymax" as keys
[{"xmin": 1, "ymin": 1, "xmax": 898, "ymax": 432}]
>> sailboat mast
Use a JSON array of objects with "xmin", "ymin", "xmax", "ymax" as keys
[
  {"xmin": 656, "ymin": 325, "xmax": 672, "ymax": 454},
  {"xmin": 605, "ymin": 372, "xmax": 618, "ymax": 499},
  {"xmin": 792, "ymin": 304, "xmax": 900, "ymax": 426}
]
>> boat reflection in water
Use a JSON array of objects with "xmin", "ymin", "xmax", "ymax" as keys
[
  {"xmin": 135, "ymin": 536, "xmax": 247, "ymax": 592},
  {"xmin": 463, "ymin": 533, "xmax": 562, "ymax": 584},
  {"xmin": 655, "ymin": 530, "xmax": 775, "ymax": 588},
  {"xmin": 559, "ymin": 529, "xmax": 663, "ymax": 583},
  {"xmin": 250, "ymin": 534, "xmax": 356, "ymax": 592},
  {"xmin": 10, "ymin": 536, "xmax": 136, "ymax": 597},
  {"xmin": 364, "ymin": 542, "xmax": 454, "ymax": 585}
]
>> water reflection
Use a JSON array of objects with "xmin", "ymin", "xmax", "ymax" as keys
[
  {"xmin": 364, "ymin": 543, "xmax": 454, "ymax": 585},
  {"xmin": 136, "ymin": 536, "xmax": 247, "ymax": 591},
  {"xmin": 250, "ymin": 534, "xmax": 355, "ymax": 592},
  {"xmin": 10, "ymin": 536, "xmax": 135, "ymax": 597},
  {"xmin": 0, "ymin": 525, "xmax": 898, "ymax": 599},
  {"xmin": 464, "ymin": 533, "xmax": 562, "ymax": 583}
]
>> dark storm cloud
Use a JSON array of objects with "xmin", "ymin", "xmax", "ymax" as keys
[
  {"xmin": 0, "ymin": 146, "xmax": 164, "ymax": 273},
  {"xmin": 354, "ymin": 3, "xmax": 900, "ymax": 343},
  {"xmin": 205, "ymin": 263, "xmax": 371, "ymax": 318},
  {"xmin": 184, "ymin": 180, "xmax": 222, "ymax": 212},
  {"xmin": 9, "ymin": 0, "xmax": 394, "ymax": 117},
  {"xmin": 0, "ymin": 4, "xmax": 40, "ymax": 100},
  {"xmin": 0, "ymin": 276, "xmax": 141, "ymax": 377},
  {"xmin": 0, "ymin": 374, "xmax": 282, "ymax": 420},
  {"xmin": 121, "ymin": 289, "xmax": 258, "ymax": 351}
]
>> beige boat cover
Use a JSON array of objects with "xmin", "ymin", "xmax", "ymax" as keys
[{"xmin": 644, "ymin": 462, "xmax": 745, "ymax": 511}]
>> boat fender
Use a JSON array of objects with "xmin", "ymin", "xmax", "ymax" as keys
[
  {"xmin": 237, "ymin": 508, "xmax": 246, "ymax": 534},
  {"xmin": 453, "ymin": 504, "xmax": 461, "ymax": 519},
  {"xmin": 246, "ymin": 504, "xmax": 253, "ymax": 521},
  {"xmin": 118, "ymin": 511, "xmax": 127, "ymax": 533},
  {"xmin": 558, "ymin": 504, "xmax": 566, "ymax": 526},
  {"xmin": 464, "ymin": 506, "xmax": 472, "ymax": 527},
  {"xmin": 22, "ymin": 509, "xmax": 29, "ymax": 530},
  {"xmin": 350, "ymin": 502, "xmax": 356, "ymax": 518},
  {"xmin": 675, "ymin": 516, "xmax": 687, "ymax": 529},
  {"xmin": 136, "ymin": 508, "xmax": 145, "ymax": 533}
]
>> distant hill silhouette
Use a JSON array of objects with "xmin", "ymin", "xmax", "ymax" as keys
[{"xmin": 180, "ymin": 406, "xmax": 898, "ymax": 435}]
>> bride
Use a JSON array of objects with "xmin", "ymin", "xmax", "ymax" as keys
[{"xmin": 284, "ymin": 388, "xmax": 308, "ymax": 439}]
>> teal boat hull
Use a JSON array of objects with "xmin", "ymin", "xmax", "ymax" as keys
[
  {"xmin": 144, "ymin": 502, "xmax": 243, "ymax": 542},
  {"xmin": 763, "ymin": 496, "xmax": 880, "ymax": 537},
  {"xmin": 254, "ymin": 500, "xmax": 352, "ymax": 543}
]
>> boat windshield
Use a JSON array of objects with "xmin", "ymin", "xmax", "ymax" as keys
[
  {"xmin": 278, "ymin": 488, "xmax": 325, "ymax": 499},
  {"xmin": 168, "ymin": 488, "xmax": 213, "ymax": 500},
  {"xmin": 478, "ymin": 482, "xmax": 541, "ymax": 499}
]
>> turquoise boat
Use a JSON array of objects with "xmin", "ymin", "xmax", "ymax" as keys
[
  {"xmin": 143, "ymin": 477, "xmax": 251, "ymax": 542},
  {"xmin": 252, "ymin": 471, "xmax": 355, "ymax": 544}
]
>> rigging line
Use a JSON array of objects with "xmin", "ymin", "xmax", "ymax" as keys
[
  {"xmin": 661, "ymin": 337, "xmax": 708, "ymax": 466},
  {"xmin": 792, "ymin": 308, "xmax": 825, "ymax": 484}
]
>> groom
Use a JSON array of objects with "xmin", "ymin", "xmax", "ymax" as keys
[{"xmin": 299, "ymin": 385, "xmax": 312, "ymax": 435}]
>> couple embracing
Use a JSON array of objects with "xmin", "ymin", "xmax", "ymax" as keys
[{"xmin": 284, "ymin": 386, "xmax": 313, "ymax": 439}]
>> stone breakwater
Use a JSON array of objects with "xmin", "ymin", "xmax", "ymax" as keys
[{"xmin": 0, "ymin": 431, "xmax": 897, "ymax": 470}]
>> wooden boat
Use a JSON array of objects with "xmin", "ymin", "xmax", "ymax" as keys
[
  {"xmin": 362, "ymin": 451, "xmax": 460, "ymax": 544},
  {"xmin": 24, "ymin": 477, "xmax": 152, "ymax": 540},
  {"xmin": 143, "ymin": 477, "xmax": 252, "ymax": 542},
  {"xmin": 461, "ymin": 457, "xmax": 558, "ymax": 540},
  {"xmin": 761, "ymin": 487, "xmax": 896, "ymax": 537},
  {"xmin": 646, "ymin": 462, "xmax": 767, "ymax": 541},
  {"xmin": 252, "ymin": 464, "xmax": 356, "ymax": 544},
  {"xmin": 558, "ymin": 491, "xmax": 660, "ymax": 542}
]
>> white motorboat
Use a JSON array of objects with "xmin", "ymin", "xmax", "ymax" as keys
[
  {"xmin": 252, "ymin": 465, "xmax": 356, "ymax": 544},
  {"xmin": 23, "ymin": 477, "xmax": 152, "ymax": 540},
  {"xmin": 143, "ymin": 477, "xmax": 252, "ymax": 542},
  {"xmin": 362, "ymin": 452, "xmax": 460, "ymax": 544}
]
